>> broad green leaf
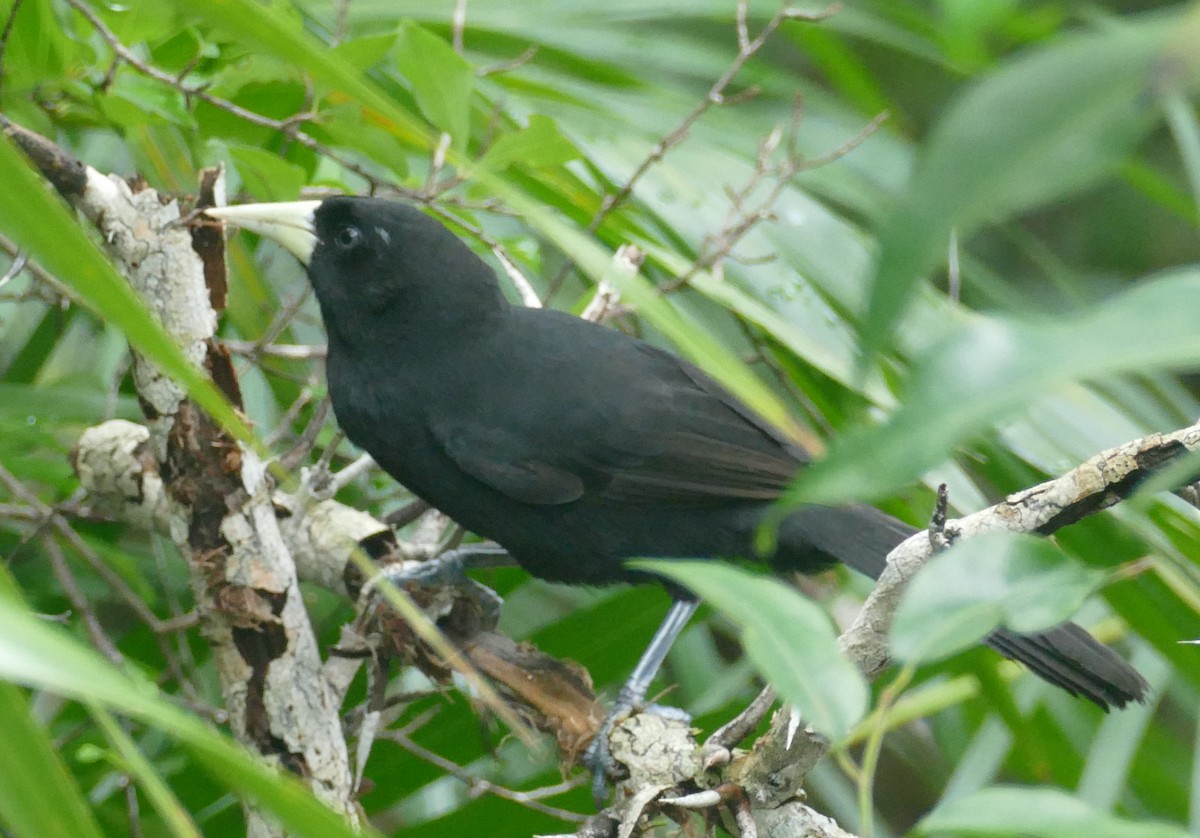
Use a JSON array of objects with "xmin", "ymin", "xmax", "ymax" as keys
[
  {"xmin": 891, "ymin": 533, "xmax": 1103, "ymax": 664},
  {"xmin": 394, "ymin": 22, "xmax": 474, "ymax": 151},
  {"xmin": 635, "ymin": 560, "xmax": 867, "ymax": 742},
  {"xmin": 864, "ymin": 17, "xmax": 1176, "ymax": 355},
  {"xmin": 224, "ymin": 142, "xmax": 308, "ymax": 201},
  {"xmin": 1077, "ymin": 651, "xmax": 1171, "ymax": 811},
  {"xmin": 306, "ymin": 103, "xmax": 410, "ymax": 181},
  {"xmin": 0, "ymin": 132, "xmax": 256, "ymax": 450},
  {"xmin": 653, "ymin": 250, "xmax": 895, "ymax": 409},
  {"xmin": 331, "ymin": 31, "xmax": 400, "ymax": 72},
  {"xmin": 167, "ymin": 0, "xmax": 433, "ymax": 146},
  {"xmin": 473, "ymin": 114, "xmax": 578, "ymax": 175},
  {"xmin": 914, "ymin": 785, "xmax": 1191, "ymax": 838},
  {"xmin": 0, "ymin": 593, "xmax": 369, "ymax": 838},
  {"xmin": 0, "ymin": 384, "xmax": 140, "ymax": 423},
  {"xmin": 793, "ymin": 267, "xmax": 1200, "ymax": 504},
  {"xmin": 101, "ymin": 70, "xmax": 196, "ymax": 128},
  {"xmin": 0, "ymin": 682, "xmax": 104, "ymax": 838}
]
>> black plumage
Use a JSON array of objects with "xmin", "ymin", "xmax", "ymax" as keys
[{"xmin": 208, "ymin": 196, "xmax": 1148, "ymax": 787}]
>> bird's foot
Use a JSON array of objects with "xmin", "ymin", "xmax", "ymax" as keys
[
  {"xmin": 584, "ymin": 697, "xmax": 692, "ymax": 807},
  {"xmin": 366, "ymin": 545, "xmax": 508, "ymax": 626}
]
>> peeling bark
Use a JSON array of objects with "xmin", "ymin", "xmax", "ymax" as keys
[{"xmin": 8, "ymin": 119, "xmax": 358, "ymax": 835}]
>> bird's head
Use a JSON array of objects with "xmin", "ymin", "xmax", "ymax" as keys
[{"xmin": 207, "ymin": 196, "xmax": 506, "ymax": 349}]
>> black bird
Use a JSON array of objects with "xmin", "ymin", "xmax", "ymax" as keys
[{"xmin": 207, "ymin": 196, "xmax": 1148, "ymax": 798}]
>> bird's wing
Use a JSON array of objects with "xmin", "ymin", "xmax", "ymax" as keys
[
  {"xmin": 439, "ymin": 426, "xmax": 587, "ymax": 504},
  {"xmin": 432, "ymin": 323, "xmax": 806, "ymax": 508}
]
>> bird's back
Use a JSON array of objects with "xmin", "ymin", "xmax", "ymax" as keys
[{"xmin": 327, "ymin": 303, "xmax": 812, "ymax": 583}]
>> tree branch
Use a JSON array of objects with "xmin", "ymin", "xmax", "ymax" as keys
[{"xmin": 6, "ymin": 117, "xmax": 358, "ymax": 834}]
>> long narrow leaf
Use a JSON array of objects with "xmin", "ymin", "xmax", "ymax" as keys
[
  {"xmin": 0, "ymin": 593, "xmax": 369, "ymax": 838},
  {"xmin": 0, "ymin": 682, "xmax": 104, "ymax": 838}
]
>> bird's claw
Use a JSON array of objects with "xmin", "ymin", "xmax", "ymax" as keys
[
  {"xmin": 584, "ymin": 704, "xmax": 628, "ymax": 807},
  {"xmin": 367, "ymin": 547, "xmax": 503, "ymax": 626},
  {"xmin": 584, "ymin": 701, "xmax": 693, "ymax": 807}
]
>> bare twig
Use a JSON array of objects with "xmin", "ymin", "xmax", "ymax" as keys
[
  {"xmin": 332, "ymin": 0, "xmax": 351, "ymax": 46},
  {"xmin": 544, "ymin": 1, "xmax": 840, "ymax": 301},
  {"xmin": 223, "ymin": 339, "xmax": 327, "ymax": 360},
  {"xmin": 385, "ymin": 730, "xmax": 589, "ymax": 823},
  {"xmin": 43, "ymin": 535, "xmax": 125, "ymax": 665},
  {"xmin": 279, "ymin": 395, "xmax": 332, "ymax": 471},
  {"xmin": 452, "ymin": 0, "xmax": 467, "ymax": 53},
  {"xmin": 704, "ymin": 685, "xmax": 776, "ymax": 754},
  {"xmin": 478, "ymin": 45, "xmax": 539, "ymax": 78},
  {"xmin": 329, "ymin": 454, "xmax": 377, "ymax": 494},
  {"xmin": 424, "ymin": 203, "xmax": 543, "ymax": 306},
  {"xmin": 0, "ymin": 248, "xmax": 27, "ymax": 290},
  {"xmin": 65, "ymin": 0, "xmax": 406, "ymax": 196},
  {"xmin": 0, "ymin": 233, "xmax": 80, "ymax": 305},
  {"xmin": 663, "ymin": 103, "xmax": 887, "ymax": 293}
]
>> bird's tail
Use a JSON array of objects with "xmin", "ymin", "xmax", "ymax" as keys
[{"xmin": 774, "ymin": 504, "xmax": 1148, "ymax": 710}]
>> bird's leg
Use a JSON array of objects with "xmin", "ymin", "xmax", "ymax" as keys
[
  {"xmin": 584, "ymin": 597, "xmax": 700, "ymax": 806},
  {"xmin": 368, "ymin": 542, "xmax": 512, "ymax": 625}
]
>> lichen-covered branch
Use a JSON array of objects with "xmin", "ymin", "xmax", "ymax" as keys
[{"xmin": 5, "ymin": 118, "xmax": 357, "ymax": 835}]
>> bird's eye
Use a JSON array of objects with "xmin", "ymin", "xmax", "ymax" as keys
[{"xmin": 334, "ymin": 226, "xmax": 363, "ymax": 250}]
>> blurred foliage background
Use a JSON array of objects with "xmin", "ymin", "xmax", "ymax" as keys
[{"xmin": 0, "ymin": 0, "xmax": 1198, "ymax": 835}]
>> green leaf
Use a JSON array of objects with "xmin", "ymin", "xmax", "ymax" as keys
[
  {"xmin": 682, "ymin": 260, "xmax": 894, "ymax": 409},
  {"xmin": 306, "ymin": 103, "xmax": 410, "ymax": 181},
  {"xmin": 224, "ymin": 142, "xmax": 308, "ymax": 201},
  {"xmin": 0, "ymin": 384, "xmax": 140, "ymax": 423},
  {"xmin": 91, "ymin": 706, "xmax": 201, "ymax": 838},
  {"xmin": 167, "ymin": 0, "xmax": 433, "ymax": 146},
  {"xmin": 890, "ymin": 533, "xmax": 1103, "ymax": 664},
  {"xmin": 0, "ymin": 591, "xmax": 370, "ymax": 838},
  {"xmin": 864, "ymin": 17, "xmax": 1173, "ymax": 354},
  {"xmin": 793, "ymin": 267, "xmax": 1200, "ymax": 504},
  {"xmin": 331, "ymin": 31, "xmax": 400, "ymax": 73},
  {"xmin": 101, "ymin": 70, "xmax": 196, "ymax": 128},
  {"xmin": 0, "ymin": 682, "xmax": 104, "ymax": 838},
  {"xmin": 914, "ymin": 785, "xmax": 1192, "ymax": 837},
  {"xmin": 394, "ymin": 22, "xmax": 474, "ymax": 150},
  {"xmin": 635, "ymin": 561, "xmax": 867, "ymax": 742},
  {"xmin": 473, "ymin": 114, "xmax": 578, "ymax": 174},
  {"xmin": 0, "ymin": 131, "xmax": 256, "ymax": 451}
]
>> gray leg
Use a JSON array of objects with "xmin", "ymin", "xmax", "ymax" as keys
[{"xmin": 585, "ymin": 598, "xmax": 699, "ymax": 806}]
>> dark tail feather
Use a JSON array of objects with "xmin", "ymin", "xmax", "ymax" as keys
[{"xmin": 775, "ymin": 505, "xmax": 1148, "ymax": 710}]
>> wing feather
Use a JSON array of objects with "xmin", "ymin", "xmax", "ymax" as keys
[{"xmin": 431, "ymin": 312, "xmax": 807, "ymax": 508}]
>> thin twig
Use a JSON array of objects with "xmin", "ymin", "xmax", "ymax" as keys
[
  {"xmin": 43, "ymin": 535, "xmax": 125, "ymax": 665},
  {"xmin": 66, "ymin": 0, "xmax": 401, "ymax": 193},
  {"xmin": 279, "ymin": 395, "xmax": 332, "ymax": 471},
  {"xmin": 452, "ymin": 0, "xmax": 467, "ymax": 53},
  {"xmin": 424, "ymin": 204, "xmax": 543, "ymax": 306},
  {"xmin": 329, "ymin": 454, "xmax": 377, "ymax": 494},
  {"xmin": 544, "ymin": 1, "xmax": 838, "ymax": 301},
  {"xmin": 223, "ymin": 339, "xmax": 327, "ymax": 360},
  {"xmin": 265, "ymin": 387, "xmax": 316, "ymax": 449},
  {"xmin": 0, "ymin": 233, "xmax": 81, "ymax": 304},
  {"xmin": 385, "ymin": 730, "xmax": 589, "ymax": 823},
  {"xmin": 0, "ymin": 249, "xmax": 27, "ymax": 290}
]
